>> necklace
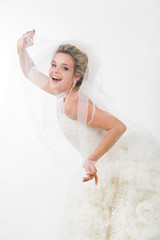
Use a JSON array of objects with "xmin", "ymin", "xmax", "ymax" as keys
[
  {"xmin": 56, "ymin": 82, "xmax": 76, "ymax": 99},
  {"xmin": 56, "ymin": 89, "xmax": 71, "ymax": 99},
  {"xmin": 56, "ymin": 88, "xmax": 73, "ymax": 118}
]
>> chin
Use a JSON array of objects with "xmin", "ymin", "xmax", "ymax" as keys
[{"xmin": 49, "ymin": 79, "xmax": 58, "ymax": 89}]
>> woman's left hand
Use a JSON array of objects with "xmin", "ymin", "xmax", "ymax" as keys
[{"xmin": 82, "ymin": 159, "xmax": 98, "ymax": 185}]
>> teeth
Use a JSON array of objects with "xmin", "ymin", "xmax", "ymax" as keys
[{"xmin": 52, "ymin": 77, "xmax": 62, "ymax": 81}]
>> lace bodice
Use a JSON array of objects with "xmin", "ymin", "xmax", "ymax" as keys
[{"xmin": 58, "ymin": 113, "xmax": 106, "ymax": 159}]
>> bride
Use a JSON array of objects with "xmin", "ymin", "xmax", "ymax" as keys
[{"xmin": 17, "ymin": 29, "xmax": 160, "ymax": 240}]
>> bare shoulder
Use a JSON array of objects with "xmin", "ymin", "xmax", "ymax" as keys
[
  {"xmin": 64, "ymin": 91, "xmax": 127, "ymax": 132},
  {"xmin": 64, "ymin": 89, "xmax": 79, "ymax": 120},
  {"xmin": 64, "ymin": 90, "xmax": 100, "ymax": 125}
]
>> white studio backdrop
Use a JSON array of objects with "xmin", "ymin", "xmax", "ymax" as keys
[{"xmin": 0, "ymin": 0, "xmax": 160, "ymax": 239}]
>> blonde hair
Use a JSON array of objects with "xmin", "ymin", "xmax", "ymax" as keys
[{"xmin": 56, "ymin": 44, "xmax": 88, "ymax": 89}]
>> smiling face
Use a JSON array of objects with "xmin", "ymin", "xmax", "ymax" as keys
[{"xmin": 49, "ymin": 52, "xmax": 80, "ymax": 95}]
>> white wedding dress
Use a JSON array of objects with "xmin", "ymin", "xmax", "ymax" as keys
[
  {"xmin": 57, "ymin": 112, "xmax": 160, "ymax": 240},
  {"xmin": 17, "ymin": 30, "xmax": 160, "ymax": 239}
]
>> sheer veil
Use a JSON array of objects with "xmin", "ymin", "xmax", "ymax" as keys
[{"xmin": 18, "ymin": 32, "xmax": 134, "ymax": 156}]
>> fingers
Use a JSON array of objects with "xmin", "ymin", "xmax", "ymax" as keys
[
  {"xmin": 95, "ymin": 173, "xmax": 98, "ymax": 185},
  {"xmin": 21, "ymin": 29, "xmax": 35, "ymax": 49},
  {"xmin": 82, "ymin": 159, "xmax": 98, "ymax": 185},
  {"xmin": 82, "ymin": 175, "xmax": 93, "ymax": 182},
  {"xmin": 17, "ymin": 29, "xmax": 35, "ymax": 54},
  {"xmin": 82, "ymin": 171, "xmax": 98, "ymax": 185},
  {"xmin": 85, "ymin": 170, "xmax": 95, "ymax": 175},
  {"xmin": 83, "ymin": 171, "xmax": 94, "ymax": 181},
  {"xmin": 22, "ymin": 29, "xmax": 35, "ymax": 40},
  {"xmin": 23, "ymin": 29, "xmax": 35, "ymax": 35}
]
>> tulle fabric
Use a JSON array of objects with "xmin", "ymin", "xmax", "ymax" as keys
[{"xmin": 18, "ymin": 32, "xmax": 134, "ymax": 155}]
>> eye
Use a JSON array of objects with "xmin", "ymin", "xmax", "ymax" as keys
[
  {"xmin": 51, "ymin": 63, "xmax": 56, "ymax": 67},
  {"xmin": 63, "ymin": 67, "xmax": 69, "ymax": 71}
]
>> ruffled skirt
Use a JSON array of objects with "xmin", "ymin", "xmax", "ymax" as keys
[{"xmin": 59, "ymin": 128, "xmax": 160, "ymax": 240}]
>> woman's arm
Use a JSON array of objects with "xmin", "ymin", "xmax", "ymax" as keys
[
  {"xmin": 65, "ymin": 97, "xmax": 127, "ymax": 184},
  {"xmin": 84, "ymin": 102, "xmax": 127, "ymax": 184},
  {"xmin": 86, "ymin": 102, "xmax": 127, "ymax": 161},
  {"xmin": 65, "ymin": 98, "xmax": 127, "ymax": 161},
  {"xmin": 17, "ymin": 30, "xmax": 49, "ymax": 89}
]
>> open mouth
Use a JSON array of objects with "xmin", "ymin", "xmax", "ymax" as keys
[{"xmin": 52, "ymin": 77, "xmax": 62, "ymax": 81}]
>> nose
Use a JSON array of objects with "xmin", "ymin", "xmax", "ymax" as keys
[
  {"xmin": 54, "ymin": 66, "xmax": 61, "ymax": 74},
  {"xmin": 49, "ymin": 65, "xmax": 61, "ymax": 76}
]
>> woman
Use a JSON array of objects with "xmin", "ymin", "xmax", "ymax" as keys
[{"xmin": 17, "ymin": 30, "xmax": 160, "ymax": 240}]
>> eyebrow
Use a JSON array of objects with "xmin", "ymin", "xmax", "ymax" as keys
[
  {"xmin": 62, "ymin": 63, "xmax": 70, "ymax": 67},
  {"xmin": 51, "ymin": 60, "xmax": 70, "ymax": 67}
]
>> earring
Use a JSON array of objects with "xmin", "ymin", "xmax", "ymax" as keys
[
  {"xmin": 68, "ymin": 81, "xmax": 76, "ymax": 93},
  {"xmin": 72, "ymin": 81, "xmax": 76, "ymax": 89}
]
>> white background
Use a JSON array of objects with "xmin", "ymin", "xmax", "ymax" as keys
[{"xmin": 0, "ymin": 0, "xmax": 160, "ymax": 239}]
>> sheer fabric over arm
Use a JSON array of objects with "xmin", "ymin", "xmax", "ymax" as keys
[
  {"xmin": 18, "ymin": 32, "xmax": 49, "ymax": 88},
  {"xmin": 18, "ymin": 32, "xmax": 133, "ymax": 155}
]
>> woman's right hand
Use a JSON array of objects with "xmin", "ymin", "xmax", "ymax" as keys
[{"xmin": 17, "ymin": 29, "xmax": 35, "ymax": 55}]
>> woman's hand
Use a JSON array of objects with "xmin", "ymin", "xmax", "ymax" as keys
[
  {"xmin": 82, "ymin": 159, "xmax": 98, "ymax": 185},
  {"xmin": 17, "ymin": 29, "xmax": 35, "ymax": 55}
]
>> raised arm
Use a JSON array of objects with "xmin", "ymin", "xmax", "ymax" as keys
[{"xmin": 17, "ymin": 30, "xmax": 49, "ymax": 89}]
